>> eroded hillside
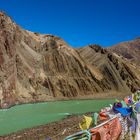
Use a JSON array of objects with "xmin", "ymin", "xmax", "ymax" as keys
[{"xmin": 0, "ymin": 12, "xmax": 140, "ymax": 108}]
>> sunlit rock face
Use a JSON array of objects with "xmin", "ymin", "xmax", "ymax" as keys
[{"xmin": 0, "ymin": 12, "xmax": 140, "ymax": 108}]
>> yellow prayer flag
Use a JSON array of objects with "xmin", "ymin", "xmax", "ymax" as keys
[
  {"xmin": 132, "ymin": 93, "xmax": 138, "ymax": 102},
  {"xmin": 79, "ymin": 115, "xmax": 92, "ymax": 130}
]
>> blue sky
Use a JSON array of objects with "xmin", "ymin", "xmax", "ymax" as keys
[{"xmin": 0, "ymin": 0, "xmax": 140, "ymax": 47}]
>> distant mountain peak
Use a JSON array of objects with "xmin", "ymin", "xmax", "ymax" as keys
[
  {"xmin": 108, "ymin": 38, "xmax": 140, "ymax": 63},
  {"xmin": 135, "ymin": 37, "xmax": 140, "ymax": 40}
]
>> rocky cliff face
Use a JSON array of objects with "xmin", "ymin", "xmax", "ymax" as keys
[
  {"xmin": 0, "ymin": 12, "xmax": 18, "ymax": 108},
  {"xmin": 0, "ymin": 12, "xmax": 140, "ymax": 108}
]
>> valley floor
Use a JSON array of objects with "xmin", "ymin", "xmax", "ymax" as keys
[
  {"xmin": 0, "ymin": 92, "xmax": 130, "ymax": 140},
  {"xmin": 1, "ymin": 112, "xmax": 130, "ymax": 140},
  {"xmin": 1, "ymin": 114, "xmax": 84, "ymax": 140}
]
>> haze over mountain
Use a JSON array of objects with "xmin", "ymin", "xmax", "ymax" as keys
[{"xmin": 0, "ymin": 12, "xmax": 140, "ymax": 108}]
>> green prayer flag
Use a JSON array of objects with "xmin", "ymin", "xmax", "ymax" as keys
[
  {"xmin": 92, "ymin": 112, "xmax": 99, "ymax": 126},
  {"xmin": 121, "ymin": 100, "xmax": 127, "ymax": 107},
  {"xmin": 115, "ymin": 99, "xmax": 120, "ymax": 102}
]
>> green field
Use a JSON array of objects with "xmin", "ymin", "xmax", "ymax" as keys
[{"xmin": 0, "ymin": 99, "xmax": 114, "ymax": 136}]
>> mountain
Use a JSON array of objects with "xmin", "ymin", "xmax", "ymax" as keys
[
  {"xmin": 77, "ymin": 45, "xmax": 140, "ymax": 93},
  {"xmin": 108, "ymin": 38, "xmax": 140, "ymax": 65},
  {"xmin": 0, "ymin": 12, "xmax": 140, "ymax": 108}
]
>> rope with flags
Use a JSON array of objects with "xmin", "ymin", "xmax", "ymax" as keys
[{"xmin": 64, "ymin": 90, "xmax": 140, "ymax": 140}]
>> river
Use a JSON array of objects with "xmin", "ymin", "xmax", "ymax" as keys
[{"xmin": 0, "ymin": 99, "xmax": 114, "ymax": 136}]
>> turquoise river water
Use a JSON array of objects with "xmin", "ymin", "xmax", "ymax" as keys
[{"xmin": 0, "ymin": 99, "xmax": 114, "ymax": 136}]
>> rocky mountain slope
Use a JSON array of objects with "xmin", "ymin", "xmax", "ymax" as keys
[
  {"xmin": 0, "ymin": 12, "xmax": 140, "ymax": 108},
  {"xmin": 108, "ymin": 38, "xmax": 140, "ymax": 65},
  {"xmin": 78, "ymin": 45, "xmax": 140, "ymax": 93}
]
